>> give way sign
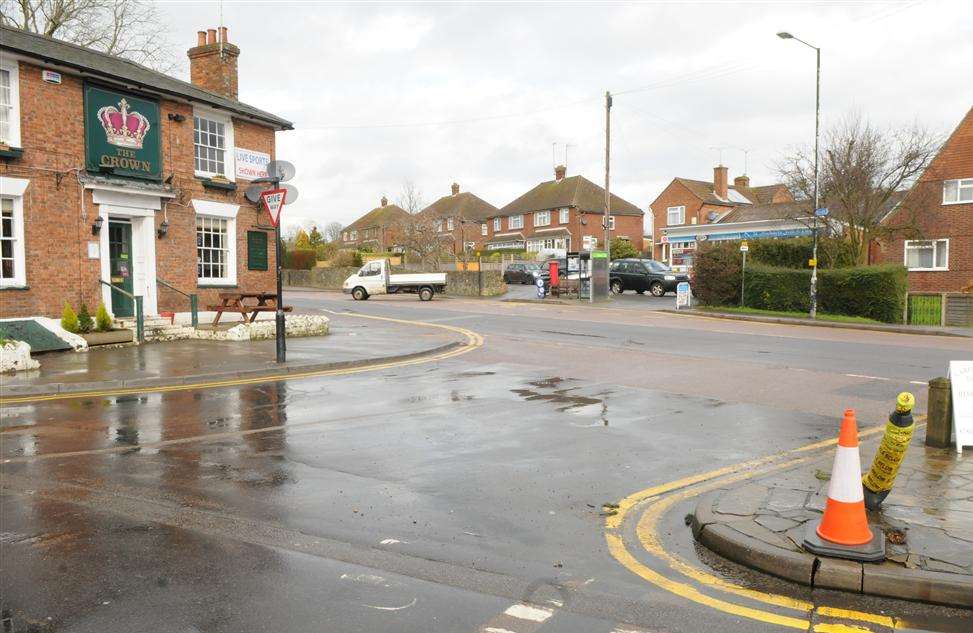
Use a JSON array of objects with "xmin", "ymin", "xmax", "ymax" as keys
[{"xmin": 260, "ymin": 188, "xmax": 287, "ymax": 227}]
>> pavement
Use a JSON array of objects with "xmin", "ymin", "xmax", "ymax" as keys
[
  {"xmin": 689, "ymin": 431, "xmax": 973, "ymax": 607},
  {"xmin": 0, "ymin": 312, "xmax": 467, "ymax": 398},
  {"xmin": 2, "ymin": 289, "xmax": 972, "ymax": 633}
]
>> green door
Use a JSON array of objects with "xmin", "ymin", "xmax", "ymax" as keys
[{"xmin": 108, "ymin": 220, "xmax": 135, "ymax": 317}]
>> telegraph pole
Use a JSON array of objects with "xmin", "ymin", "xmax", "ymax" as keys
[{"xmin": 604, "ymin": 91, "xmax": 612, "ymax": 255}]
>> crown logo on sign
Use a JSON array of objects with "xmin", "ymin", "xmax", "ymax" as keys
[{"xmin": 97, "ymin": 99, "xmax": 150, "ymax": 149}]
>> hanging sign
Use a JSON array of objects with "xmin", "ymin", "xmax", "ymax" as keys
[
  {"xmin": 948, "ymin": 361, "xmax": 973, "ymax": 453},
  {"xmin": 260, "ymin": 188, "xmax": 287, "ymax": 227},
  {"xmin": 84, "ymin": 84, "xmax": 161, "ymax": 181}
]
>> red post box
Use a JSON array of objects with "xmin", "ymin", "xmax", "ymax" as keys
[{"xmin": 548, "ymin": 260, "xmax": 559, "ymax": 287}]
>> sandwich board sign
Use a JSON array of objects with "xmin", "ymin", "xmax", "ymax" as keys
[
  {"xmin": 948, "ymin": 361, "xmax": 973, "ymax": 453},
  {"xmin": 676, "ymin": 281, "xmax": 692, "ymax": 309},
  {"xmin": 259, "ymin": 188, "xmax": 287, "ymax": 227}
]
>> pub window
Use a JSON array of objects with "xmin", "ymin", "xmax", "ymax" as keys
[
  {"xmin": 0, "ymin": 59, "xmax": 21, "ymax": 147},
  {"xmin": 1, "ymin": 197, "xmax": 25, "ymax": 286},
  {"xmin": 193, "ymin": 108, "xmax": 234, "ymax": 180},
  {"xmin": 197, "ymin": 215, "xmax": 237, "ymax": 285}
]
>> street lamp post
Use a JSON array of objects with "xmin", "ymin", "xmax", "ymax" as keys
[{"xmin": 778, "ymin": 31, "xmax": 821, "ymax": 319}]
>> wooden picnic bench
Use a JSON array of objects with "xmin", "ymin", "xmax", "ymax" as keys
[{"xmin": 208, "ymin": 291, "xmax": 293, "ymax": 325}]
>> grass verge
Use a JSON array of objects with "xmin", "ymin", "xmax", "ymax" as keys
[{"xmin": 696, "ymin": 306, "xmax": 883, "ymax": 325}]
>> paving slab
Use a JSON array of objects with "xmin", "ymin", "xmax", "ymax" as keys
[{"xmin": 692, "ymin": 433, "xmax": 973, "ymax": 608}]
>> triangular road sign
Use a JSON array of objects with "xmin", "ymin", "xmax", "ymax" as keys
[{"xmin": 260, "ymin": 188, "xmax": 287, "ymax": 227}]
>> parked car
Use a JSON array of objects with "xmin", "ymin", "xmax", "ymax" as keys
[
  {"xmin": 503, "ymin": 262, "xmax": 543, "ymax": 284},
  {"xmin": 609, "ymin": 258, "xmax": 688, "ymax": 296}
]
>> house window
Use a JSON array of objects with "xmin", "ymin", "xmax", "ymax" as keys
[
  {"xmin": 559, "ymin": 208, "xmax": 570, "ymax": 224},
  {"xmin": 535, "ymin": 210, "xmax": 551, "ymax": 226},
  {"xmin": 509, "ymin": 214, "xmax": 524, "ymax": 230},
  {"xmin": 0, "ymin": 59, "xmax": 21, "ymax": 147},
  {"xmin": 493, "ymin": 217, "xmax": 501, "ymax": 231},
  {"xmin": 447, "ymin": 217, "xmax": 454, "ymax": 231},
  {"xmin": 667, "ymin": 206, "xmax": 685, "ymax": 225},
  {"xmin": 193, "ymin": 109, "xmax": 234, "ymax": 180},
  {"xmin": 904, "ymin": 239, "xmax": 948, "ymax": 271},
  {"xmin": 943, "ymin": 179, "xmax": 973, "ymax": 204},
  {"xmin": 434, "ymin": 219, "xmax": 443, "ymax": 232},
  {"xmin": 481, "ymin": 223, "xmax": 487, "ymax": 236},
  {"xmin": 350, "ymin": 230, "xmax": 358, "ymax": 240}
]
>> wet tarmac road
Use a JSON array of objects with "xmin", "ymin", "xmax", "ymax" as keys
[{"xmin": 2, "ymin": 291, "xmax": 971, "ymax": 632}]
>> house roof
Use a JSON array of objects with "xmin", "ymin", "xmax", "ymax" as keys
[
  {"xmin": 345, "ymin": 203, "xmax": 410, "ymax": 232},
  {"xmin": 499, "ymin": 174, "xmax": 642, "ymax": 217},
  {"xmin": 421, "ymin": 190, "xmax": 498, "ymax": 222},
  {"xmin": 0, "ymin": 25, "xmax": 293, "ymax": 130},
  {"xmin": 719, "ymin": 190, "xmax": 909, "ymax": 224},
  {"xmin": 672, "ymin": 178, "xmax": 790, "ymax": 207}
]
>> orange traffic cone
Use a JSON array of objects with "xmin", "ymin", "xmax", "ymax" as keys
[{"xmin": 803, "ymin": 409, "xmax": 885, "ymax": 562}]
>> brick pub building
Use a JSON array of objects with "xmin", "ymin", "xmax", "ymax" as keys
[{"xmin": 0, "ymin": 25, "xmax": 292, "ymax": 320}]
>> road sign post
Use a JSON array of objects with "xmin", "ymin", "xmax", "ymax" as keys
[
  {"xmin": 740, "ymin": 241, "xmax": 749, "ymax": 307},
  {"xmin": 259, "ymin": 187, "xmax": 288, "ymax": 363}
]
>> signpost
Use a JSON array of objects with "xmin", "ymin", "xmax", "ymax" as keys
[
  {"xmin": 810, "ymin": 207, "xmax": 829, "ymax": 319},
  {"xmin": 676, "ymin": 281, "xmax": 692, "ymax": 309},
  {"xmin": 740, "ymin": 241, "xmax": 749, "ymax": 307},
  {"xmin": 948, "ymin": 361, "xmax": 973, "ymax": 453},
  {"xmin": 250, "ymin": 160, "xmax": 297, "ymax": 364}
]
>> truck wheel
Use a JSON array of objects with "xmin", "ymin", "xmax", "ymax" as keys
[
  {"xmin": 649, "ymin": 281, "xmax": 665, "ymax": 297},
  {"xmin": 352, "ymin": 287, "xmax": 368, "ymax": 301},
  {"xmin": 419, "ymin": 286, "xmax": 434, "ymax": 301},
  {"xmin": 611, "ymin": 280, "xmax": 623, "ymax": 294}
]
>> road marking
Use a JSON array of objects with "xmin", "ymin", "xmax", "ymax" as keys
[
  {"xmin": 0, "ymin": 313, "xmax": 483, "ymax": 405},
  {"xmin": 844, "ymin": 374, "xmax": 890, "ymax": 381},
  {"xmin": 503, "ymin": 604, "xmax": 553, "ymax": 622},
  {"xmin": 606, "ymin": 420, "xmax": 928, "ymax": 632},
  {"xmin": 362, "ymin": 597, "xmax": 417, "ymax": 611},
  {"xmin": 476, "ymin": 603, "xmax": 554, "ymax": 633}
]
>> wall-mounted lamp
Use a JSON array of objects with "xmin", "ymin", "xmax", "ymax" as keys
[
  {"xmin": 92, "ymin": 216, "xmax": 104, "ymax": 235},
  {"xmin": 164, "ymin": 173, "xmax": 175, "ymax": 185},
  {"xmin": 167, "ymin": 113, "xmax": 186, "ymax": 122},
  {"xmin": 157, "ymin": 219, "xmax": 169, "ymax": 239}
]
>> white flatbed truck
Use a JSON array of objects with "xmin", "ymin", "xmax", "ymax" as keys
[{"xmin": 342, "ymin": 258, "xmax": 447, "ymax": 301}]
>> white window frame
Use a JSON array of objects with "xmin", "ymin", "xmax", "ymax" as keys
[
  {"xmin": 667, "ymin": 205, "xmax": 686, "ymax": 225},
  {"xmin": 434, "ymin": 219, "xmax": 443, "ymax": 232},
  {"xmin": 943, "ymin": 178, "xmax": 973, "ymax": 205},
  {"xmin": 350, "ymin": 230, "xmax": 358, "ymax": 240},
  {"xmin": 193, "ymin": 200, "xmax": 239, "ymax": 286},
  {"xmin": 559, "ymin": 208, "xmax": 570, "ymax": 224},
  {"xmin": 0, "ymin": 177, "xmax": 28, "ymax": 288},
  {"xmin": 509, "ymin": 214, "xmax": 524, "ymax": 230},
  {"xmin": 193, "ymin": 106, "xmax": 235, "ymax": 182},
  {"xmin": 904, "ymin": 239, "xmax": 948, "ymax": 271},
  {"xmin": 493, "ymin": 217, "xmax": 501, "ymax": 231},
  {"xmin": 480, "ymin": 223, "xmax": 487, "ymax": 236},
  {"xmin": 447, "ymin": 217, "xmax": 454, "ymax": 231},
  {"xmin": 608, "ymin": 215, "xmax": 616, "ymax": 230},
  {"xmin": 534, "ymin": 210, "xmax": 551, "ymax": 227},
  {"xmin": 0, "ymin": 58, "xmax": 21, "ymax": 148}
]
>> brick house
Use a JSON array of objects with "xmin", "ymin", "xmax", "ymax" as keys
[
  {"xmin": 419, "ymin": 182, "xmax": 498, "ymax": 255},
  {"xmin": 874, "ymin": 106, "xmax": 973, "ymax": 292},
  {"xmin": 484, "ymin": 165, "xmax": 644, "ymax": 256},
  {"xmin": 0, "ymin": 25, "xmax": 292, "ymax": 319},
  {"xmin": 339, "ymin": 196, "xmax": 410, "ymax": 252},
  {"xmin": 649, "ymin": 165, "xmax": 793, "ymax": 263}
]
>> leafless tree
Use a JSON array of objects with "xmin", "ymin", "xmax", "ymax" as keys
[
  {"xmin": 396, "ymin": 181, "xmax": 425, "ymax": 215},
  {"xmin": 1, "ymin": 0, "xmax": 174, "ymax": 71},
  {"xmin": 776, "ymin": 112, "xmax": 942, "ymax": 264},
  {"xmin": 324, "ymin": 221, "xmax": 343, "ymax": 243},
  {"xmin": 390, "ymin": 182, "xmax": 448, "ymax": 268}
]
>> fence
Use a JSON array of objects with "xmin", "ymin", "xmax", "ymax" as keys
[{"xmin": 905, "ymin": 292, "xmax": 973, "ymax": 327}]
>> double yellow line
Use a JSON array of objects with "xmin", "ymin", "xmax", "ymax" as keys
[
  {"xmin": 606, "ymin": 420, "xmax": 928, "ymax": 632},
  {"xmin": 0, "ymin": 313, "xmax": 483, "ymax": 405}
]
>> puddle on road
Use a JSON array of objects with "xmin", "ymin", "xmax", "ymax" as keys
[{"xmin": 511, "ymin": 377, "xmax": 613, "ymax": 425}]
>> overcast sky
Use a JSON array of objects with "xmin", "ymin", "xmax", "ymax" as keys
[{"xmin": 163, "ymin": 0, "xmax": 972, "ymax": 234}]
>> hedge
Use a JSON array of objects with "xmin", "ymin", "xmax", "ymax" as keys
[
  {"xmin": 693, "ymin": 242, "xmax": 907, "ymax": 323},
  {"xmin": 284, "ymin": 248, "xmax": 316, "ymax": 270}
]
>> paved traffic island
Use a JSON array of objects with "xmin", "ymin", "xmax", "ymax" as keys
[
  {"xmin": 690, "ymin": 435, "xmax": 973, "ymax": 607},
  {"xmin": 0, "ymin": 313, "xmax": 473, "ymax": 399}
]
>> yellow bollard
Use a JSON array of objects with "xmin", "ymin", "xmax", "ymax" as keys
[{"xmin": 862, "ymin": 392, "xmax": 915, "ymax": 510}]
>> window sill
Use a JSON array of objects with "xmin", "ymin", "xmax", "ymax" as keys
[
  {"xmin": 906, "ymin": 268, "xmax": 948, "ymax": 272},
  {"xmin": 197, "ymin": 282, "xmax": 239, "ymax": 288},
  {"xmin": 196, "ymin": 176, "xmax": 238, "ymax": 191},
  {"xmin": 0, "ymin": 146, "xmax": 24, "ymax": 160},
  {"xmin": 942, "ymin": 200, "xmax": 973, "ymax": 206},
  {"xmin": 0, "ymin": 284, "xmax": 29, "ymax": 291}
]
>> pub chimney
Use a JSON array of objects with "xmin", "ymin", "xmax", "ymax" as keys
[{"xmin": 188, "ymin": 26, "xmax": 241, "ymax": 99}]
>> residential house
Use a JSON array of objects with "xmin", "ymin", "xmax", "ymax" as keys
[
  {"xmin": 649, "ymin": 165, "xmax": 793, "ymax": 263},
  {"xmin": 340, "ymin": 196, "xmax": 410, "ymax": 252},
  {"xmin": 875, "ymin": 106, "xmax": 973, "ymax": 292},
  {"xmin": 0, "ymin": 25, "xmax": 292, "ymax": 319},
  {"xmin": 484, "ymin": 165, "xmax": 644, "ymax": 256},
  {"xmin": 420, "ymin": 182, "xmax": 498, "ymax": 255}
]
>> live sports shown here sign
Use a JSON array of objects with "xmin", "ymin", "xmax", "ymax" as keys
[
  {"xmin": 949, "ymin": 361, "xmax": 973, "ymax": 453},
  {"xmin": 83, "ymin": 84, "xmax": 162, "ymax": 181},
  {"xmin": 235, "ymin": 148, "xmax": 270, "ymax": 181}
]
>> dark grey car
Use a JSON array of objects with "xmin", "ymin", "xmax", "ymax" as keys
[
  {"xmin": 503, "ymin": 262, "xmax": 542, "ymax": 284},
  {"xmin": 609, "ymin": 258, "xmax": 689, "ymax": 296}
]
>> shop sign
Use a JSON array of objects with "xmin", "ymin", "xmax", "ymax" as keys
[
  {"xmin": 84, "ymin": 84, "xmax": 161, "ymax": 180},
  {"xmin": 235, "ymin": 148, "xmax": 271, "ymax": 180}
]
